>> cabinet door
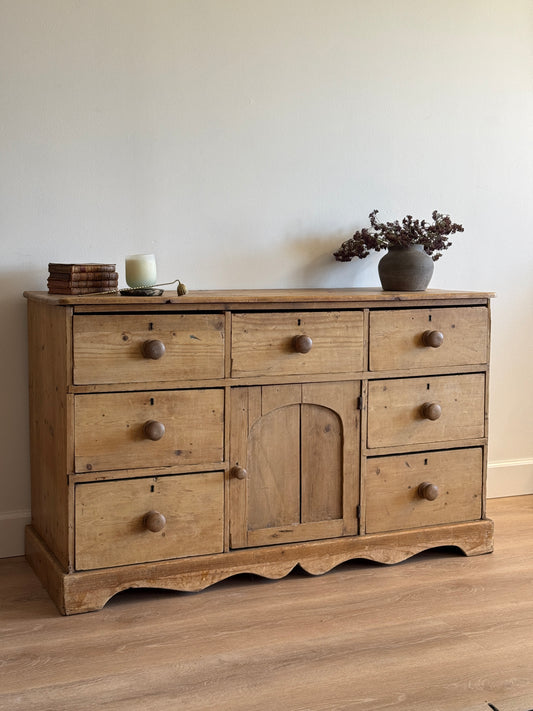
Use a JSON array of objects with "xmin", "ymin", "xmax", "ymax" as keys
[{"xmin": 229, "ymin": 382, "xmax": 360, "ymax": 548}]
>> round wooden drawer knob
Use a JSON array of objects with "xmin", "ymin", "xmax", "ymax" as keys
[
  {"xmin": 143, "ymin": 510, "xmax": 166, "ymax": 532},
  {"xmin": 142, "ymin": 339, "xmax": 166, "ymax": 360},
  {"xmin": 421, "ymin": 402, "xmax": 442, "ymax": 421},
  {"xmin": 292, "ymin": 335, "xmax": 313, "ymax": 354},
  {"xmin": 422, "ymin": 330, "xmax": 444, "ymax": 348},
  {"xmin": 418, "ymin": 482, "xmax": 439, "ymax": 501},
  {"xmin": 143, "ymin": 420, "xmax": 166, "ymax": 441},
  {"xmin": 231, "ymin": 466, "xmax": 248, "ymax": 480}
]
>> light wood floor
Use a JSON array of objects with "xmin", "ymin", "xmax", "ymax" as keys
[{"xmin": 1, "ymin": 496, "xmax": 532, "ymax": 711}]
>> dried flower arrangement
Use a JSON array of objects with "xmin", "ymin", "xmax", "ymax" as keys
[{"xmin": 333, "ymin": 210, "xmax": 464, "ymax": 262}]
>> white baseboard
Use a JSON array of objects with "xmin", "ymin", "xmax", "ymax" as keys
[
  {"xmin": 487, "ymin": 458, "xmax": 533, "ymax": 498},
  {"xmin": 0, "ymin": 462, "xmax": 531, "ymax": 559},
  {"xmin": 0, "ymin": 510, "xmax": 31, "ymax": 558}
]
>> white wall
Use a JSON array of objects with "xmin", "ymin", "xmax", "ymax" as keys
[{"xmin": 1, "ymin": 0, "xmax": 532, "ymax": 557}]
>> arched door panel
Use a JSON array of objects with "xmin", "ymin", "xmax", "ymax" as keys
[{"xmin": 230, "ymin": 382, "xmax": 360, "ymax": 548}]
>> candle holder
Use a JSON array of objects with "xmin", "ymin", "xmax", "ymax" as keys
[
  {"xmin": 76, "ymin": 279, "xmax": 188, "ymax": 297},
  {"xmin": 119, "ymin": 287, "xmax": 164, "ymax": 296},
  {"xmin": 119, "ymin": 279, "xmax": 187, "ymax": 296}
]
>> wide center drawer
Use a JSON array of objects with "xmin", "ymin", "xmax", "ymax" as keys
[
  {"xmin": 73, "ymin": 313, "xmax": 225, "ymax": 384},
  {"xmin": 367, "ymin": 374, "xmax": 485, "ymax": 449},
  {"xmin": 231, "ymin": 311, "xmax": 364, "ymax": 378},
  {"xmin": 364, "ymin": 448, "xmax": 483, "ymax": 533},
  {"xmin": 74, "ymin": 389, "xmax": 224, "ymax": 472},
  {"xmin": 75, "ymin": 471, "xmax": 224, "ymax": 570},
  {"xmin": 369, "ymin": 307, "xmax": 488, "ymax": 371}
]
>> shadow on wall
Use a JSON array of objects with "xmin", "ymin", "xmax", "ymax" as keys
[
  {"xmin": 284, "ymin": 230, "xmax": 382, "ymax": 289},
  {"xmin": 205, "ymin": 230, "xmax": 383, "ymax": 290},
  {"xmin": 0, "ymin": 267, "xmax": 43, "ymax": 510}
]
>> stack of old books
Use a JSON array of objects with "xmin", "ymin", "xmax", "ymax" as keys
[{"xmin": 47, "ymin": 263, "xmax": 118, "ymax": 295}]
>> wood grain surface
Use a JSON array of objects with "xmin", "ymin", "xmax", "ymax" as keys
[
  {"xmin": 364, "ymin": 448, "xmax": 483, "ymax": 533},
  {"xmin": 74, "ymin": 388, "xmax": 224, "ymax": 472},
  {"xmin": 1, "ymin": 496, "xmax": 531, "ymax": 711},
  {"xmin": 229, "ymin": 382, "xmax": 359, "ymax": 548},
  {"xmin": 367, "ymin": 373, "xmax": 486, "ymax": 448},
  {"xmin": 75, "ymin": 471, "xmax": 224, "ymax": 570},
  {"xmin": 24, "ymin": 288, "xmax": 495, "ymax": 308},
  {"xmin": 368, "ymin": 306, "xmax": 489, "ymax": 371},
  {"xmin": 73, "ymin": 313, "xmax": 225, "ymax": 385},
  {"xmin": 231, "ymin": 310, "xmax": 364, "ymax": 377}
]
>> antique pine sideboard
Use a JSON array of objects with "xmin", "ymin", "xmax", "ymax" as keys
[{"xmin": 23, "ymin": 288, "xmax": 494, "ymax": 614}]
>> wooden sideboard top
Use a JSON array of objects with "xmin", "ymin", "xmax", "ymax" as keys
[{"xmin": 24, "ymin": 288, "xmax": 495, "ymax": 308}]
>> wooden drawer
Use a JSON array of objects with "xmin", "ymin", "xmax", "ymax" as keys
[
  {"xmin": 364, "ymin": 449, "xmax": 482, "ymax": 533},
  {"xmin": 367, "ymin": 374, "xmax": 485, "ymax": 449},
  {"xmin": 75, "ymin": 471, "xmax": 224, "ymax": 570},
  {"xmin": 73, "ymin": 313, "xmax": 225, "ymax": 384},
  {"xmin": 369, "ymin": 307, "xmax": 488, "ymax": 371},
  {"xmin": 231, "ymin": 311, "xmax": 364, "ymax": 378},
  {"xmin": 74, "ymin": 389, "xmax": 224, "ymax": 472}
]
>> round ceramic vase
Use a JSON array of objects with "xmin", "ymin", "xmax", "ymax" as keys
[{"xmin": 378, "ymin": 244, "xmax": 434, "ymax": 291}]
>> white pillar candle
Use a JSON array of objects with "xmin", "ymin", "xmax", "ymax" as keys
[{"xmin": 125, "ymin": 254, "xmax": 157, "ymax": 288}]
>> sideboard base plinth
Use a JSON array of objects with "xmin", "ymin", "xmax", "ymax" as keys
[{"xmin": 26, "ymin": 521, "xmax": 494, "ymax": 615}]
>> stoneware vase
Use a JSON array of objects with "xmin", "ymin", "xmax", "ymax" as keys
[{"xmin": 378, "ymin": 244, "xmax": 434, "ymax": 291}]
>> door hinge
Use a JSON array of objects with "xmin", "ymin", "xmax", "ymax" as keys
[
  {"xmin": 356, "ymin": 504, "xmax": 361, "ymax": 520},
  {"xmin": 356, "ymin": 395, "xmax": 363, "ymax": 410}
]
